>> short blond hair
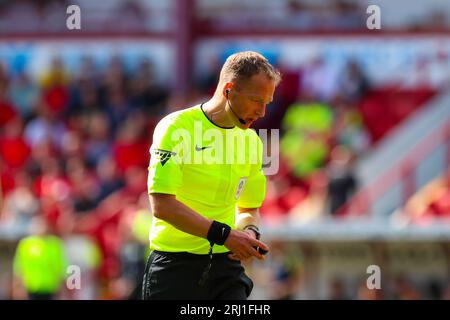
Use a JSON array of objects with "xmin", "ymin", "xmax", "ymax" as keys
[{"xmin": 219, "ymin": 51, "xmax": 282, "ymax": 86}]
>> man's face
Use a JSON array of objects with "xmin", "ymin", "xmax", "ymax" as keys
[{"xmin": 227, "ymin": 72, "xmax": 276, "ymax": 129}]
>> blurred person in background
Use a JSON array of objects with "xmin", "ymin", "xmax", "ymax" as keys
[
  {"xmin": 8, "ymin": 71, "xmax": 39, "ymax": 121},
  {"xmin": 442, "ymin": 281, "xmax": 450, "ymax": 299},
  {"xmin": 339, "ymin": 59, "xmax": 370, "ymax": 105},
  {"xmin": 39, "ymin": 56, "xmax": 69, "ymax": 116},
  {"xmin": 326, "ymin": 145, "xmax": 358, "ymax": 215},
  {"xmin": 62, "ymin": 215, "xmax": 102, "ymax": 300},
  {"xmin": 82, "ymin": 112, "xmax": 112, "ymax": 161},
  {"xmin": 391, "ymin": 172, "xmax": 450, "ymax": 225},
  {"xmin": 356, "ymin": 277, "xmax": 383, "ymax": 300},
  {"xmin": 129, "ymin": 58, "xmax": 169, "ymax": 118},
  {"xmin": 328, "ymin": 277, "xmax": 350, "ymax": 300},
  {"xmin": 0, "ymin": 69, "xmax": 18, "ymax": 129},
  {"xmin": 24, "ymin": 99, "xmax": 67, "ymax": 151},
  {"xmin": 391, "ymin": 275, "xmax": 422, "ymax": 300},
  {"xmin": 266, "ymin": 241, "xmax": 302, "ymax": 300},
  {"xmin": 0, "ymin": 117, "xmax": 30, "ymax": 173},
  {"xmin": 112, "ymin": 192, "xmax": 152, "ymax": 299},
  {"xmin": 300, "ymin": 55, "xmax": 340, "ymax": 103},
  {"xmin": 95, "ymin": 155, "xmax": 125, "ymax": 204},
  {"xmin": 112, "ymin": 111, "xmax": 150, "ymax": 174},
  {"xmin": 0, "ymin": 170, "xmax": 38, "ymax": 231},
  {"xmin": 289, "ymin": 170, "xmax": 328, "ymax": 224},
  {"xmin": 280, "ymin": 100, "xmax": 333, "ymax": 179},
  {"xmin": 65, "ymin": 156, "xmax": 100, "ymax": 215},
  {"xmin": 12, "ymin": 216, "xmax": 68, "ymax": 300}
]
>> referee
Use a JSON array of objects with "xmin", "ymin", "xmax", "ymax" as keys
[{"xmin": 143, "ymin": 51, "xmax": 281, "ymax": 300}]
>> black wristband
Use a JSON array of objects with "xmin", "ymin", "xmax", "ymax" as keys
[{"xmin": 207, "ymin": 221, "xmax": 231, "ymax": 245}]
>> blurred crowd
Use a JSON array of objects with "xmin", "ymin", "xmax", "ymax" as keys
[{"xmin": 0, "ymin": 55, "xmax": 166, "ymax": 299}]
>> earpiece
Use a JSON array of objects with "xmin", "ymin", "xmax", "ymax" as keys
[{"xmin": 225, "ymin": 88, "xmax": 246, "ymax": 125}]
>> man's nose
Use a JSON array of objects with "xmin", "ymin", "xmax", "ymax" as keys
[{"xmin": 257, "ymin": 105, "xmax": 266, "ymax": 118}]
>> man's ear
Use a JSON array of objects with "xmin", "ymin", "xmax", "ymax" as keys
[{"xmin": 223, "ymin": 83, "xmax": 233, "ymax": 98}]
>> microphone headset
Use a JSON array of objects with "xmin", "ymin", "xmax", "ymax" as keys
[{"xmin": 226, "ymin": 89, "xmax": 246, "ymax": 125}]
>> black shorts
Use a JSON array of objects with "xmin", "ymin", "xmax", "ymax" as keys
[{"xmin": 142, "ymin": 250, "xmax": 254, "ymax": 300}]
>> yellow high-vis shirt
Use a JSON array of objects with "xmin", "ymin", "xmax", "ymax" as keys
[
  {"xmin": 147, "ymin": 104, "xmax": 266, "ymax": 254},
  {"xmin": 13, "ymin": 235, "xmax": 67, "ymax": 294}
]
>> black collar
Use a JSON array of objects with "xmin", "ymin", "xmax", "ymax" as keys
[{"xmin": 200, "ymin": 103, "xmax": 234, "ymax": 129}]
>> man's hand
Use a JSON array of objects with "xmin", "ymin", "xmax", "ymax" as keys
[{"xmin": 225, "ymin": 229, "xmax": 269, "ymax": 262}]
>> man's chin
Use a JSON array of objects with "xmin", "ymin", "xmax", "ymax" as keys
[{"xmin": 238, "ymin": 123, "xmax": 252, "ymax": 130}]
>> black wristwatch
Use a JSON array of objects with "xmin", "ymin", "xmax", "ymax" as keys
[{"xmin": 243, "ymin": 225, "xmax": 261, "ymax": 240}]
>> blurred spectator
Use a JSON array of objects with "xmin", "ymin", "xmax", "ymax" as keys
[
  {"xmin": 356, "ymin": 278, "xmax": 383, "ymax": 300},
  {"xmin": 442, "ymin": 281, "xmax": 450, "ymax": 299},
  {"xmin": 105, "ymin": 87, "xmax": 135, "ymax": 135},
  {"xmin": 95, "ymin": 156, "xmax": 124, "ymax": 203},
  {"xmin": 65, "ymin": 157, "xmax": 100, "ymax": 215},
  {"xmin": 391, "ymin": 276, "xmax": 422, "ymax": 300},
  {"xmin": 0, "ymin": 75, "xmax": 17, "ymax": 128},
  {"xmin": 130, "ymin": 58, "xmax": 169, "ymax": 118},
  {"xmin": 108, "ymin": 0, "xmax": 148, "ymax": 33},
  {"xmin": 266, "ymin": 242, "xmax": 302, "ymax": 300},
  {"xmin": 112, "ymin": 112, "xmax": 150, "ymax": 174},
  {"xmin": 62, "ymin": 217, "xmax": 102, "ymax": 300},
  {"xmin": 83, "ymin": 112, "xmax": 112, "ymax": 167},
  {"xmin": 0, "ymin": 117, "xmax": 30, "ymax": 171},
  {"xmin": 112, "ymin": 193, "xmax": 152, "ymax": 299},
  {"xmin": 392, "ymin": 172, "xmax": 450, "ymax": 225},
  {"xmin": 328, "ymin": 277, "xmax": 350, "ymax": 300},
  {"xmin": 281, "ymin": 101, "xmax": 333, "ymax": 179},
  {"xmin": 300, "ymin": 56, "xmax": 340, "ymax": 103},
  {"xmin": 8, "ymin": 71, "xmax": 39, "ymax": 120},
  {"xmin": 12, "ymin": 216, "xmax": 68, "ymax": 300},
  {"xmin": 326, "ymin": 146, "xmax": 358, "ymax": 215},
  {"xmin": 24, "ymin": 100, "xmax": 67, "ymax": 151},
  {"xmin": 426, "ymin": 279, "xmax": 444, "ymax": 300},
  {"xmin": 332, "ymin": 102, "xmax": 370, "ymax": 156},
  {"xmin": 289, "ymin": 171, "xmax": 328, "ymax": 223},
  {"xmin": 197, "ymin": 56, "xmax": 222, "ymax": 97},
  {"xmin": 0, "ymin": 171, "xmax": 38, "ymax": 231},
  {"xmin": 39, "ymin": 57, "xmax": 69, "ymax": 115},
  {"xmin": 339, "ymin": 60, "xmax": 370, "ymax": 105}
]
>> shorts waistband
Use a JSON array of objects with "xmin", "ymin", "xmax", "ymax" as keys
[{"xmin": 152, "ymin": 250, "xmax": 231, "ymax": 259}]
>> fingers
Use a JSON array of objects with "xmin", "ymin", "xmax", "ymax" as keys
[
  {"xmin": 228, "ymin": 252, "xmax": 263, "ymax": 262},
  {"xmin": 228, "ymin": 245, "xmax": 266, "ymax": 261},
  {"xmin": 248, "ymin": 237, "xmax": 270, "ymax": 253},
  {"xmin": 224, "ymin": 230, "xmax": 269, "ymax": 261},
  {"xmin": 249, "ymin": 245, "xmax": 265, "ymax": 260}
]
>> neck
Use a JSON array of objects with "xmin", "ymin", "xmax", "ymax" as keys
[{"xmin": 201, "ymin": 96, "xmax": 235, "ymax": 128}]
